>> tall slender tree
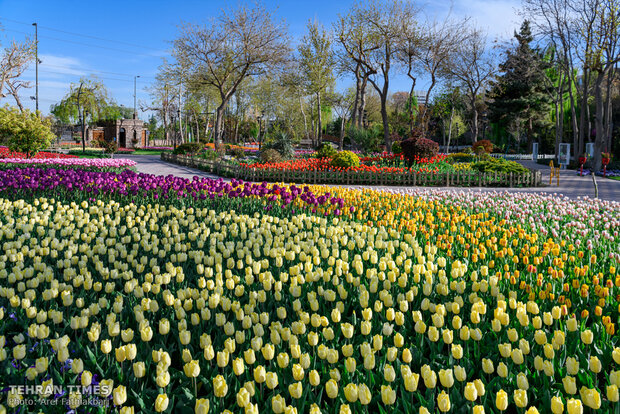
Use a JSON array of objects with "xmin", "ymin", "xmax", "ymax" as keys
[{"xmin": 298, "ymin": 21, "xmax": 335, "ymax": 146}]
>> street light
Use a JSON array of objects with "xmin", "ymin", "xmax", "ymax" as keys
[
  {"xmin": 32, "ymin": 23, "xmax": 39, "ymax": 112},
  {"xmin": 133, "ymin": 75, "xmax": 140, "ymax": 119}
]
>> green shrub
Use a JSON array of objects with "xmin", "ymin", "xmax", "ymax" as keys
[
  {"xmin": 330, "ymin": 151, "xmax": 361, "ymax": 168},
  {"xmin": 173, "ymin": 142, "xmax": 203, "ymax": 155},
  {"xmin": 472, "ymin": 157, "xmax": 528, "ymax": 173},
  {"xmin": 316, "ymin": 142, "xmax": 338, "ymax": 159},
  {"xmin": 265, "ymin": 130, "xmax": 294, "ymax": 158},
  {"xmin": 347, "ymin": 126, "xmax": 382, "ymax": 153},
  {"xmin": 0, "ymin": 105, "xmax": 55, "ymax": 157},
  {"xmin": 227, "ymin": 147, "xmax": 246, "ymax": 158},
  {"xmin": 260, "ymin": 149, "xmax": 282, "ymax": 163},
  {"xmin": 391, "ymin": 140, "xmax": 403, "ymax": 154},
  {"xmin": 198, "ymin": 150, "xmax": 219, "ymax": 161},
  {"xmin": 445, "ymin": 153, "xmax": 475, "ymax": 164}
]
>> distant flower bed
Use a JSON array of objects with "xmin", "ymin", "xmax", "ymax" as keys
[
  {"xmin": 141, "ymin": 146, "xmax": 173, "ymax": 151},
  {"xmin": 0, "ymin": 147, "xmax": 77, "ymax": 159},
  {"xmin": 242, "ymin": 152, "xmax": 450, "ymax": 174},
  {"xmin": 0, "ymin": 157, "xmax": 136, "ymax": 170},
  {"xmin": 205, "ymin": 143, "xmax": 258, "ymax": 152}
]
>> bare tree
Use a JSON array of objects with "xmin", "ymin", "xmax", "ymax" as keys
[
  {"xmin": 172, "ymin": 3, "xmax": 290, "ymax": 146},
  {"xmin": 144, "ymin": 61, "xmax": 179, "ymax": 145},
  {"xmin": 328, "ymin": 90, "xmax": 355, "ymax": 150},
  {"xmin": 0, "ymin": 38, "xmax": 35, "ymax": 111},
  {"xmin": 415, "ymin": 17, "xmax": 468, "ymax": 135},
  {"xmin": 334, "ymin": 8, "xmax": 379, "ymax": 130},
  {"xmin": 335, "ymin": 0, "xmax": 418, "ymax": 150},
  {"xmin": 446, "ymin": 27, "xmax": 496, "ymax": 142}
]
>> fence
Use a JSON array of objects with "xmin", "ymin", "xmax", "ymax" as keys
[
  {"xmin": 489, "ymin": 153, "xmax": 555, "ymax": 161},
  {"xmin": 162, "ymin": 154, "xmax": 542, "ymax": 188}
]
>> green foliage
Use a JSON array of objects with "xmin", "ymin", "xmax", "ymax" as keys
[
  {"xmin": 347, "ymin": 126, "xmax": 381, "ymax": 153},
  {"xmin": 391, "ymin": 140, "xmax": 403, "ymax": 154},
  {"xmin": 487, "ymin": 21, "xmax": 553, "ymax": 145},
  {"xmin": 228, "ymin": 147, "xmax": 246, "ymax": 158},
  {"xmin": 197, "ymin": 150, "xmax": 219, "ymax": 161},
  {"xmin": 265, "ymin": 130, "xmax": 294, "ymax": 158},
  {"xmin": 0, "ymin": 105, "xmax": 55, "ymax": 157},
  {"xmin": 50, "ymin": 78, "xmax": 118, "ymax": 125},
  {"xmin": 445, "ymin": 153, "xmax": 478, "ymax": 164},
  {"xmin": 316, "ymin": 142, "xmax": 338, "ymax": 159},
  {"xmin": 471, "ymin": 157, "xmax": 529, "ymax": 173},
  {"xmin": 260, "ymin": 149, "xmax": 282, "ymax": 163},
  {"xmin": 93, "ymin": 135, "xmax": 118, "ymax": 154},
  {"xmin": 172, "ymin": 142, "xmax": 203, "ymax": 155},
  {"xmin": 330, "ymin": 151, "xmax": 360, "ymax": 168}
]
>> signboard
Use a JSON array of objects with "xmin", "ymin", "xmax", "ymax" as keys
[
  {"xmin": 558, "ymin": 143, "xmax": 571, "ymax": 168},
  {"xmin": 585, "ymin": 142, "xmax": 595, "ymax": 158},
  {"xmin": 532, "ymin": 143, "xmax": 539, "ymax": 161}
]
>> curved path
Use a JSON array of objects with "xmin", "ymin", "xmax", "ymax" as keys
[{"xmin": 117, "ymin": 154, "xmax": 620, "ymax": 202}]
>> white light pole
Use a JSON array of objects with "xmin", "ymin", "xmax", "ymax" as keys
[
  {"xmin": 133, "ymin": 75, "xmax": 140, "ymax": 119},
  {"xmin": 32, "ymin": 22, "xmax": 39, "ymax": 111}
]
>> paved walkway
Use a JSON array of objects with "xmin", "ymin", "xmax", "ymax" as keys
[{"xmin": 118, "ymin": 155, "xmax": 620, "ymax": 202}]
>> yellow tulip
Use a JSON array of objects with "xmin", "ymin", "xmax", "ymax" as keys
[
  {"xmin": 514, "ymin": 389, "xmax": 528, "ymax": 408},
  {"xmin": 213, "ymin": 375, "xmax": 228, "ymax": 398},
  {"xmin": 154, "ymin": 394, "xmax": 169, "ymax": 412},
  {"xmin": 437, "ymin": 390, "xmax": 451, "ymax": 412},
  {"xmin": 344, "ymin": 383, "xmax": 358, "ymax": 403},
  {"xmin": 113, "ymin": 385, "xmax": 127, "ymax": 406},
  {"xmin": 464, "ymin": 382, "xmax": 478, "ymax": 401},
  {"xmin": 195, "ymin": 398, "xmax": 210, "ymax": 414},
  {"xmin": 289, "ymin": 381, "xmax": 303, "ymax": 399},
  {"xmin": 566, "ymin": 398, "xmax": 583, "ymax": 414},
  {"xmin": 550, "ymin": 396, "xmax": 564, "ymax": 414},
  {"xmin": 496, "ymin": 389, "xmax": 508, "ymax": 411},
  {"xmin": 380, "ymin": 385, "xmax": 396, "ymax": 405}
]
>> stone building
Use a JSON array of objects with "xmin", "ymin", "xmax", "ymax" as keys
[{"xmin": 87, "ymin": 119, "xmax": 148, "ymax": 148}]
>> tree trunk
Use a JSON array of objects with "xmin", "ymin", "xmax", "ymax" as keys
[
  {"xmin": 351, "ymin": 64, "xmax": 361, "ymax": 128},
  {"xmin": 299, "ymin": 95, "xmax": 309, "ymax": 141},
  {"xmin": 317, "ymin": 92, "xmax": 322, "ymax": 145},
  {"xmin": 471, "ymin": 97, "xmax": 479, "ymax": 143},
  {"xmin": 358, "ymin": 74, "xmax": 368, "ymax": 128},
  {"xmin": 577, "ymin": 69, "xmax": 590, "ymax": 158},
  {"xmin": 408, "ymin": 77, "xmax": 416, "ymax": 135},
  {"xmin": 214, "ymin": 104, "xmax": 226, "ymax": 146},
  {"xmin": 555, "ymin": 74, "xmax": 564, "ymax": 157},
  {"xmin": 339, "ymin": 117, "xmax": 345, "ymax": 151},
  {"xmin": 593, "ymin": 70, "xmax": 606, "ymax": 172},
  {"xmin": 604, "ymin": 65, "xmax": 614, "ymax": 152},
  {"xmin": 447, "ymin": 106, "xmax": 454, "ymax": 154},
  {"xmin": 380, "ymin": 93, "xmax": 390, "ymax": 151}
]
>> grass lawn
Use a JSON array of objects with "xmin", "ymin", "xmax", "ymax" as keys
[{"xmin": 609, "ymin": 176, "xmax": 620, "ymax": 181}]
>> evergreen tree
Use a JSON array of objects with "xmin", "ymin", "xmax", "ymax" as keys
[{"xmin": 488, "ymin": 21, "xmax": 553, "ymax": 150}]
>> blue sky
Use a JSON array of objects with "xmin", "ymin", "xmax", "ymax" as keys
[{"xmin": 0, "ymin": 0, "xmax": 522, "ymax": 117}]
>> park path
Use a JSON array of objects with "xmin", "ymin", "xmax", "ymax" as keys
[{"xmin": 117, "ymin": 154, "xmax": 620, "ymax": 202}]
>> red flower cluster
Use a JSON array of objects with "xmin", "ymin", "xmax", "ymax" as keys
[
  {"xmin": 0, "ymin": 147, "xmax": 78, "ymax": 159},
  {"xmin": 241, "ymin": 153, "xmax": 447, "ymax": 174}
]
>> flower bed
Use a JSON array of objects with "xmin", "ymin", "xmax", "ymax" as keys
[
  {"xmin": 0, "ymin": 147, "xmax": 77, "ymax": 159},
  {"xmin": 165, "ymin": 153, "xmax": 542, "ymax": 187},
  {"xmin": 0, "ymin": 185, "xmax": 618, "ymax": 413},
  {"xmin": 0, "ymin": 157, "xmax": 136, "ymax": 172},
  {"xmin": 0, "ymin": 167, "xmax": 343, "ymax": 216}
]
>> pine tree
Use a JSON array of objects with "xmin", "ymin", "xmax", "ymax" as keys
[{"xmin": 488, "ymin": 21, "xmax": 553, "ymax": 151}]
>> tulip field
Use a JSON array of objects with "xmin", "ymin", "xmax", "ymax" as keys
[{"xmin": 0, "ymin": 163, "xmax": 619, "ymax": 413}]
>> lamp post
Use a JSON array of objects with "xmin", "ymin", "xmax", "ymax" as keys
[
  {"xmin": 133, "ymin": 75, "xmax": 140, "ymax": 119},
  {"xmin": 32, "ymin": 22, "xmax": 39, "ymax": 112}
]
